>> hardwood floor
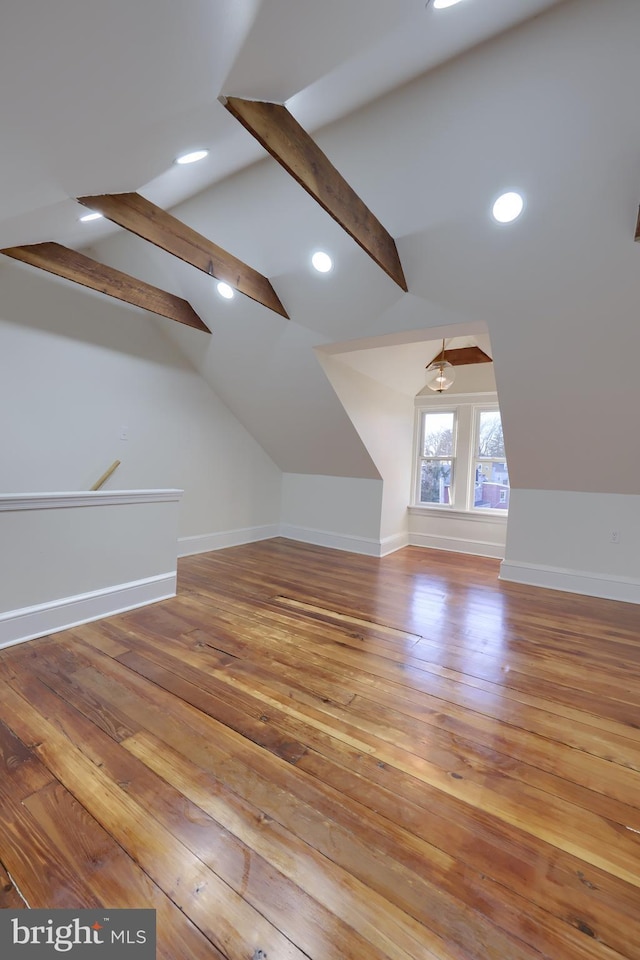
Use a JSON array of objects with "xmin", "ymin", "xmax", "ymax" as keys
[{"xmin": 1, "ymin": 538, "xmax": 639, "ymax": 959}]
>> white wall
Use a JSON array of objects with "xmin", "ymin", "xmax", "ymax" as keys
[
  {"xmin": 0, "ymin": 261, "xmax": 282, "ymax": 541},
  {"xmin": 280, "ymin": 473, "xmax": 383, "ymax": 555},
  {"xmin": 501, "ymin": 490, "xmax": 640, "ymax": 604},
  {"xmin": 316, "ymin": 350, "xmax": 413, "ymax": 548},
  {"xmin": 90, "ymin": 208, "xmax": 382, "ymax": 482}
]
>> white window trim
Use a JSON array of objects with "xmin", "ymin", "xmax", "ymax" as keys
[{"xmin": 412, "ymin": 392, "xmax": 508, "ymax": 519}]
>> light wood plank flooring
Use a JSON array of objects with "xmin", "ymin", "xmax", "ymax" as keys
[{"xmin": 1, "ymin": 539, "xmax": 639, "ymax": 959}]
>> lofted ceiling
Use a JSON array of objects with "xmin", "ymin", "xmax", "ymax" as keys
[{"xmin": 4, "ymin": 0, "xmax": 640, "ymax": 493}]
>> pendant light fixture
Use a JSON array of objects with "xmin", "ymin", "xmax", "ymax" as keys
[{"xmin": 425, "ymin": 339, "xmax": 455, "ymax": 393}]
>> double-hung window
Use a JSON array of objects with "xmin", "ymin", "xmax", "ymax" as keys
[
  {"xmin": 414, "ymin": 395, "xmax": 509, "ymax": 514},
  {"xmin": 418, "ymin": 411, "xmax": 456, "ymax": 505}
]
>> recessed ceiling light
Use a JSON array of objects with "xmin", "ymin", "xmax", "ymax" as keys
[
  {"xmin": 216, "ymin": 281, "xmax": 234, "ymax": 300},
  {"xmin": 311, "ymin": 251, "xmax": 333, "ymax": 273},
  {"xmin": 79, "ymin": 211, "xmax": 103, "ymax": 222},
  {"xmin": 430, "ymin": 0, "xmax": 464, "ymax": 9},
  {"xmin": 492, "ymin": 191, "xmax": 524, "ymax": 224},
  {"xmin": 175, "ymin": 149, "xmax": 209, "ymax": 165}
]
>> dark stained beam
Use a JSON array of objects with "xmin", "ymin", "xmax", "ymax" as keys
[
  {"xmin": 221, "ymin": 96, "xmax": 408, "ymax": 292},
  {"xmin": 442, "ymin": 346, "xmax": 492, "ymax": 366},
  {"xmin": 635, "ymin": 205, "xmax": 640, "ymax": 241},
  {"xmin": 0, "ymin": 242, "xmax": 209, "ymax": 332},
  {"xmin": 77, "ymin": 192, "xmax": 289, "ymax": 319}
]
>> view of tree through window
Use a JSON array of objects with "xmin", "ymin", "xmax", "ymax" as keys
[
  {"xmin": 420, "ymin": 412, "xmax": 454, "ymax": 504},
  {"xmin": 477, "ymin": 411, "xmax": 505, "ymax": 457}
]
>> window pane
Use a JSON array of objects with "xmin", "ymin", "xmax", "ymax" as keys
[
  {"xmin": 422, "ymin": 412, "xmax": 454, "ymax": 457},
  {"xmin": 474, "ymin": 460, "xmax": 509, "ymax": 509},
  {"xmin": 420, "ymin": 461, "xmax": 452, "ymax": 504},
  {"xmin": 477, "ymin": 411, "xmax": 505, "ymax": 458}
]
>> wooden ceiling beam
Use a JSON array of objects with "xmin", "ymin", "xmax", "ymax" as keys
[
  {"xmin": 634, "ymin": 205, "xmax": 640, "ymax": 241},
  {"xmin": 1, "ymin": 242, "xmax": 209, "ymax": 332},
  {"xmin": 77, "ymin": 192, "xmax": 289, "ymax": 319},
  {"xmin": 221, "ymin": 96, "xmax": 408, "ymax": 292},
  {"xmin": 441, "ymin": 346, "xmax": 492, "ymax": 366}
]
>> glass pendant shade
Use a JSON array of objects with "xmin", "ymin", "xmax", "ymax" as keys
[{"xmin": 425, "ymin": 359, "xmax": 455, "ymax": 393}]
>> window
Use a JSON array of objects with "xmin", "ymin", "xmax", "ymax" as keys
[
  {"xmin": 474, "ymin": 409, "xmax": 510, "ymax": 511},
  {"xmin": 413, "ymin": 396, "xmax": 509, "ymax": 514},
  {"xmin": 418, "ymin": 411, "xmax": 455, "ymax": 505}
]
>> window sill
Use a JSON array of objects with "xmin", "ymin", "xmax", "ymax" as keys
[{"xmin": 408, "ymin": 505, "xmax": 508, "ymax": 523}]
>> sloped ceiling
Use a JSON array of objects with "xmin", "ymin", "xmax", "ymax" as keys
[
  {"xmin": 0, "ymin": 0, "xmax": 564, "ymax": 250},
  {"xmin": 3, "ymin": 0, "xmax": 640, "ymax": 493}
]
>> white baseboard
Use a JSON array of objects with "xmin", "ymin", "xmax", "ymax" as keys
[
  {"xmin": 409, "ymin": 531, "xmax": 505, "ymax": 559},
  {"xmin": 179, "ymin": 524, "xmax": 409, "ymax": 560},
  {"xmin": 178, "ymin": 524, "xmax": 279, "ymax": 557},
  {"xmin": 499, "ymin": 560, "xmax": 640, "ymax": 604},
  {"xmin": 0, "ymin": 573, "xmax": 176, "ymax": 650},
  {"xmin": 379, "ymin": 532, "xmax": 410, "ymax": 557},
  {"xmin": 279, "ymin": 523, "xmax": 383, "ymax": 557}
]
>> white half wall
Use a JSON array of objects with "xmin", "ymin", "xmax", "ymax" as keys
[
  {"xmin": 280, "ymin": 473, "xmax": 384, "ymax": 555},
  {"xmin": 500, "ymin": 489, "xmax": 640, "ymax": 603},
  {"xmin": 0, "ymin": 489, "xmax": 182, "ymax": 647}
]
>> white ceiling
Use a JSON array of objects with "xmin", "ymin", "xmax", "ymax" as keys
[{"xmin": 0, "ymin": 0, "xmax": 566, "ymax": 249}]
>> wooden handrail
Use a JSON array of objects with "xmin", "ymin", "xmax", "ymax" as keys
[{"xmin": 90, "ymin": 460, "xmax": 121, "ymax": 491}]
